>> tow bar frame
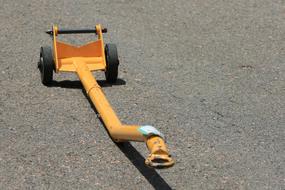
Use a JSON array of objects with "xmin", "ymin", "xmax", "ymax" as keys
[{"xmin": 39, "ymin": 24, "xmax": 174, "ymax": 168}]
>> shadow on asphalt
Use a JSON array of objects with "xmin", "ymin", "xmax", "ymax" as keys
[
  {"xmin": 47, "ymin": 78, "xmax": 126, "ymax": 89},
  {"xmin": 116, "ymin": 142, "xmax": 172, "ymax": 190},
  {"xmin": 48, "ymin": 79, "xmax": 172, "ymax": 189}
]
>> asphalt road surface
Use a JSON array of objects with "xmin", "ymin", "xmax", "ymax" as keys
[{"xmin": 0, "ymin": 0, "xmax": 284, "ymax": 189}]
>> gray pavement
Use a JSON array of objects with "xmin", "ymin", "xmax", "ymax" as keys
[{"xmin": 0, "ymin": 0, "xmax": 284, "ymax": 189}]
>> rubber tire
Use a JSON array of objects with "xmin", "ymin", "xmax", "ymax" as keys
[
  {"xmin": 38, "ymin": 46, "xmax": 54, "ymax": 85},
  {"xmin": 105, "ymin": 44, "xmax": 119, "ymax": 83}
]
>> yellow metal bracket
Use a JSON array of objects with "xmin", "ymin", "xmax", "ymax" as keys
[{"xmin": 52, "ymin": 24, "xmax": 106, "ymax": 73}]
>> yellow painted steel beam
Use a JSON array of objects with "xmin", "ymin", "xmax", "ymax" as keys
[{"xmin": 73, "ymin": 60, "xmax": 174, "ymax": 168}]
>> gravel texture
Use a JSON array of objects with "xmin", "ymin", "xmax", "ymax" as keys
[{"xmin": 0, "ymin": 0, "xmax": 284, "ymax": 189}]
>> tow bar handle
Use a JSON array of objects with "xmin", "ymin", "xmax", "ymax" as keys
[{"xmin": 46, "ymin": 28, "xmax": 107, "ymax": 35}]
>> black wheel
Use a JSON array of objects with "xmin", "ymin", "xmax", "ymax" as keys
[
  {"xmin": 38, "ymin": 46, "xmax": 54, "ymax": 85},
  {"xmin": 105, "ymin": 44, "xmax": 119, "ymax": 83}
]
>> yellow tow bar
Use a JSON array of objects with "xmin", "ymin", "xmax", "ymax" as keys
[{"xmin": 39, "ymin": 24, "xmax": 174, "ymax": 168}]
